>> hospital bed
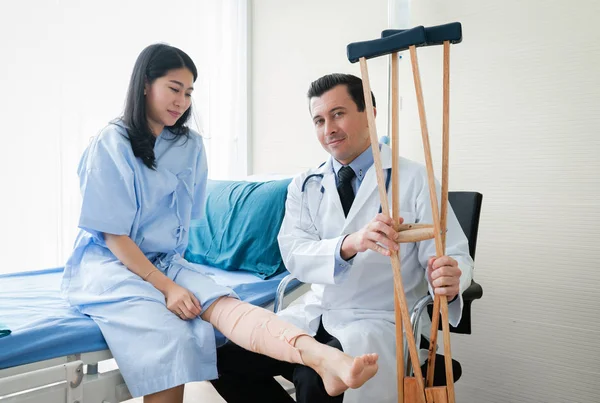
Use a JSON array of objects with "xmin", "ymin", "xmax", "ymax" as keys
[
  {"xmin": 0, "ymin": 264, "xmax": 305, "ymax": 402},
  {"xmin": 0, "ymin": 176, "xmax": 483, "ymax": 402},
  {"xmin": 0, "ymin": 175, "xmax": 302, "ymax": 402}
]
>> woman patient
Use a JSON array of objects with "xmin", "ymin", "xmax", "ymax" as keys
[{"xmin": 61, "ymin": 43, "xmax": 378, "ymax": 403}]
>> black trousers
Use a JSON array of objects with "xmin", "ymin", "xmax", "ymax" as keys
[
  {"xmin": 211, "ymin": 319, "xmax": 344, "ymax": 403},
  {"xmin": 210, "ymin": 320, "xmax": 462, "ymax": 403}
]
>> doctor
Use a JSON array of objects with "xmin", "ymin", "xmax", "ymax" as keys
[{"xmin": 211, "ymin": 73, "xmax": 473, "ymax": 403}]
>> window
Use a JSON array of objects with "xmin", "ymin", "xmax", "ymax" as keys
[{"xmin": 0, "ymin": 0, "xmax": 249, "ymax": 273}]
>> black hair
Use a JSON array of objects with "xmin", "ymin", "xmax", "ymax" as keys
[
  {"xmin": 122, "ymin": 43, "xmax": 198, "ymax": 169},
  {"xmin": 307, "ymin": 73, "xmax": 376, "ymax": 112}
]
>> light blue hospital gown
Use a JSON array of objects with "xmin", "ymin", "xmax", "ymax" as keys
[{"xmin": 61, "ymin": 121, "xmax": 235, "ymax": 397}]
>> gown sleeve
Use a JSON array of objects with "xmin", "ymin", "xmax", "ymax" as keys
[{"xmin": 77, "ymin": 129, "xmax": 137, "ymax": 241}]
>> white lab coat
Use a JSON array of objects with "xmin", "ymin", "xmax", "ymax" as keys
[{"xmin": 277, "ymin": 143, "xmax": 473, "ymax": 403}]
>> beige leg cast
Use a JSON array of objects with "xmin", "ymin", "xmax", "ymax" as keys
[{"xmin": 203, "ymin": 297, "xmax": 307, "ymax": 365}]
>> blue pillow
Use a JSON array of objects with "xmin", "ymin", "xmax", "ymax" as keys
[{"xmin": 185, "ymin": 179, "xmax": 292, "ymax": 279}]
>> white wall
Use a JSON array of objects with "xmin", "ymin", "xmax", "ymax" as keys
[
  {"xmin": 250, "ymin": 0, "xmax": 389, "ymax": 175},
  {"xmin": 402, "ymin": 1, "xmax": 600, "ymax": 402},
  {"xmin": 251, "ymin": 1, "xmax": 600, "ymax": 402}
]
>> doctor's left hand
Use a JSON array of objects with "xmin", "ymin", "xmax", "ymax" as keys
[{"xmin": 427, "ymin": 256, "xmax": 462, "ymax": 300}]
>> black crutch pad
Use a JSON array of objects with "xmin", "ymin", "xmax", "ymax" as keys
[
  {"xmin": 381, "ymin": 22, "xmax": 462, "ymax": 46},
  {"xmin": 347, "ymin": 25, "xmax": 426, "ymax": 63}
]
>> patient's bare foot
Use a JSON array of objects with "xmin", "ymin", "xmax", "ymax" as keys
[
  {"xmin": 345, "ymin": 353, "xmax": 379, "ymax": 389},
  {"xmin": 296, "ymin": 337, "xmax": 379, "ymax": 397},
  {"xmin": 320, "ymin": 352, "xmax": 379, "ymax": 396}
]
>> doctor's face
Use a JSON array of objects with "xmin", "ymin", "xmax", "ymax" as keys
[
  {"xmin": 145, "ymin": 67, "xmax": 194, "ymax": 136},
  {"xmin": 310, "ymin": 85, "xmax": 373, "ymax": 166}
]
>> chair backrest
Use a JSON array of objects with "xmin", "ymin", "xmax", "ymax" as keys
[{"xmin": 448, "ymin": 191, "xmax": 483, "ymax": 260}]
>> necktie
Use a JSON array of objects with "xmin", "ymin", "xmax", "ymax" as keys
[{"xmin": 337, "ymin": 166, "xmax": 356, "ymax": 217}]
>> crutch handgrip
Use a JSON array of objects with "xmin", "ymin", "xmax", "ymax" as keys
[
  {"xmin": 382, "ymin": 22, "xmax": 462, "ymax": 46},
  {"xmin": 347, "ymin": 25, "xmax": 426, "ymax": 63},
  {"xmin": 396, "ymin": 227, "xmax": 435, "ymax": 243}
]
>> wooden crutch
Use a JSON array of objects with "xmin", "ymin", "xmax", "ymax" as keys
[
  {"xmin": 391, "ymin": 47, "xmax": 404, "ymax": 402},
  {"xmin": 347, "ymin": 26, "xmax": 429, "ymax": 403},
  {"xmin": 382, "ymin": 22, "xmax": 463, "ymax": 403}
]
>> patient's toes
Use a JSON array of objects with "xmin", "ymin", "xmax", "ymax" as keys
[
  {"xmin": 366, "ymin": 353, "xmax": 379, "ymax": 365},
  {"xmin": 344, "ymin": 355, "xmax": 379, "ymax": 389}
]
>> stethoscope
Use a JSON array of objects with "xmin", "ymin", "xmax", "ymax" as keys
[{"xmin": 297, "ymin": 166, "xmax": 392, "ymax": 232}]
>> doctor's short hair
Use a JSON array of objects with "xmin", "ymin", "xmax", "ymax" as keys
[
  {"xmin": 122, "ymin": 43, "xmax": 198, "ymax": 169},
  {"xmin": 307, "ymin": 73, "xmax": 376, "ymax": 113}
]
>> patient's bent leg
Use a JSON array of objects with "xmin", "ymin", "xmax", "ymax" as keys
[{"xmin": 202, "ymin": 297, "xmax": 379, "ymax": 396}]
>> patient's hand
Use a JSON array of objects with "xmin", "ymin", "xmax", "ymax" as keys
[{"xmin": 163, "ymin": 283, "xmax": 202, "ymax": 320}]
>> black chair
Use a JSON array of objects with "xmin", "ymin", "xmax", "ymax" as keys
[{"xmin": 407, "ymin": 191, "xmax": 484, "ymax": 384}]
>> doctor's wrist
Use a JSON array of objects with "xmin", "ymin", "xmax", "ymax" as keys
[{"xmin": 340, "ymin": 234, "xmax": 358, "ymax": 261}]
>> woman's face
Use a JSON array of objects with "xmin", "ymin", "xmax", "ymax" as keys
[{"xmin": 145, "ymin": 67, "xmax": 194, "ymax": 136}]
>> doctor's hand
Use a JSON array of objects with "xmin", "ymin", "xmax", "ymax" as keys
[
  {"xmin": 427, "ymin": 256, "xmax": 462, "ymax": 300},
  {"xmin": 163, "ymin": 282, "xmax": 202, "ymax": 320},
  {"xmin": 341, "ymin": 213, "xmax": 404, "ymax": 259}
]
